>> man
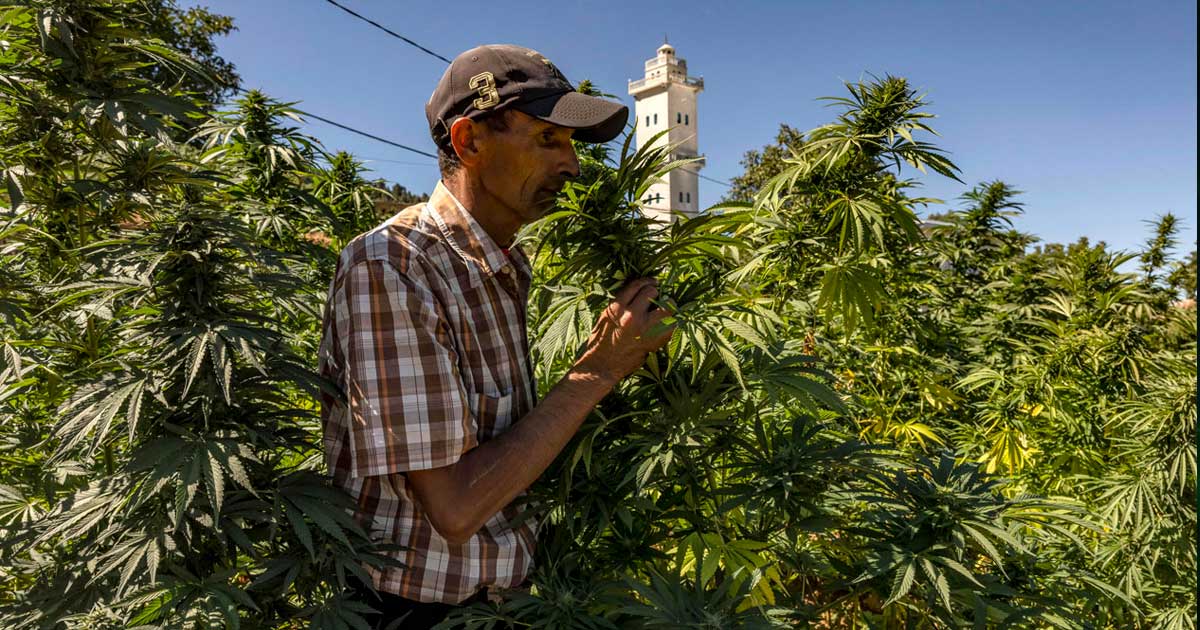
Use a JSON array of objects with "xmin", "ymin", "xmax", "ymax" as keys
[{"xmin": 317, "ymin": 44, "xmax": 676, "ymax": 629}]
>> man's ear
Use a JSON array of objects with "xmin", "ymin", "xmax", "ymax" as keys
[{"xmin": 449, "ymin": 117, "xmax": 483, "ymax": 167}]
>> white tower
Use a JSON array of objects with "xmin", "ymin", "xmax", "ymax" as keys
[{"xmin": 628, "ymin": 40, "xmax": 705, "ymax": 224}]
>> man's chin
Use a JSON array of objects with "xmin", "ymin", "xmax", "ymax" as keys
[
  {"xmin": 518, "ymin": 203, "xmax": 548, "ymax": 222},
  {"xmin": 534, "ymin": 193, "xmax": 558, "ymax": 214}
]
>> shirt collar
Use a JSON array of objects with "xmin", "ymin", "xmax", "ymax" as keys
[{"xmin": 425, "ymin": 180, "xmax": 527, "ymax": 278}]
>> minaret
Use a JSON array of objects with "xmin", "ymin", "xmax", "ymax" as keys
[{"xmin": 628, "ymin": 39, "xmax": 705, "ymax": 224}]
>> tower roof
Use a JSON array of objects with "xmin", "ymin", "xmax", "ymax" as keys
[{"xmin": 629, "ymin": 39, "xmax": 702, "ymax": 97}]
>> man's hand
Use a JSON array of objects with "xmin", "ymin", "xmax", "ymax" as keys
[
  {"xmin": 574, "ymin": 277, "xmax": 677, "ymax": 382},
  {"xmin": 404, "ymin": 277, "xmax": 675, "ymax": 545}
]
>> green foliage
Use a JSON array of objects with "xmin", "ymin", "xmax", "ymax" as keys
[
  {"xmin": 137, "ymin": 0, "xmax": 242, "ymax": 107},
  {"xmin": 723, "ymin": 124, "xmax": 805, "ymax": 203},
  {"xmin": 0, "ymin": 3, "xmax": 1192, "ymax": 629},
  {"xmin": 442, "ymin": 73, "xmax": 1192, "ymax": 628},
  {"xmin": 0, "ymin": 3, "xmax": 393, "ymax": 627}
]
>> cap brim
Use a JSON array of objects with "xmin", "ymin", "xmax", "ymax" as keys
[{"xmin": 512, "ymin": 91, "xmax": 629, "ymax": 143}]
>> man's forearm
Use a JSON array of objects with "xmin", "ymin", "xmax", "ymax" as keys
[{"xmin": 404, "ymin": 364, "xmax": 619, "ymax": 543}]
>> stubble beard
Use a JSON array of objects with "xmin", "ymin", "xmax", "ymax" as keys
[{"xmin": 533, "ymin": 187, "xmax": 559, "ymax": 217}]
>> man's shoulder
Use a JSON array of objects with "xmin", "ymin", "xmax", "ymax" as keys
[{"xmin": 336, "ymin": 202, "xmax": 442, "ymax": 277}]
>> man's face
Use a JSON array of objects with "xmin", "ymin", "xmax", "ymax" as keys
[{"xmin": 473, "ymin": 110, "xmax": 580, "ymax": 223}]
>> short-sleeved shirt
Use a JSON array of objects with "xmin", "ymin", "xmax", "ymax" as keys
[{"xmin": 317, "ymin": 180, "xmax": 539, "ymax": 604}]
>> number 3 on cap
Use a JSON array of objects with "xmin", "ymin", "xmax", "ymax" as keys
[{"xmin": 470, "ymin": 72, "xmax": 499, "ymax": 110}]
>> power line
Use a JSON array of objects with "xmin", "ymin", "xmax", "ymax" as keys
[
  {"xmin": 230, "ymin": 85, "xmax": 438, "ymax": 160},
  {"xmin": 356, "ymin": 156, "xmax": 438, "ymax": 167},
  {"xmin": 233, "ymin": 5, "xmax": 736, "ymax": 177},
  {"xmin": 300, "ymin": 109, "xmax": 438, "ymax": 159},
  {"xmin": 227, "ymin": 84, "xmax": 728, "ymax": 177},
  {"xmin": 309, "ymin": 3, "xmax": 734, "ymax": 178},
  {"xmin": 682, "ymin": 167, "xmax": 731, "ymax": 188},
  {"xmin": 321, "ymin": 0, "xmax": 452, "ymax": 64},
  {"xmin": 313, "ymin": 154, "xmax": 432, "ymax": 168}
]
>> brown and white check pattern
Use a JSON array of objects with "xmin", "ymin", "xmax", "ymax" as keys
[{"xmin": 318, "ymin": 180, "xmax": 539, "ymax": 604}]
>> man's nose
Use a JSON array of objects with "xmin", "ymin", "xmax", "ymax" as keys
[{"xmin": 559, "ymin": 146, "xmax": 580, "ymax": 180}]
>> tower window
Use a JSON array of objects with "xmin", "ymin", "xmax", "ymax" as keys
[
  {"xmin": 685, "ymin": 114, "xmax": 689, "ymax": 125},
  {"xmin": 645, "ymin": 115, "xmax": 649, "ymax": 126},
  {"xmin": 679, "ymin": 192, "xmax": 684, "ymax": 203},
  {"xmin": 653, "ymin": 113, "xmax": 658, "ymax": 124},
  {"xmin": 677, "ymin": 112, "xmax": 681, "ymax": 123},
  {"xmin": 687, "ymin": 192, "xmax": 691, "ymax": 203}
]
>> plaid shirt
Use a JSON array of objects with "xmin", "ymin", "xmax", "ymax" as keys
[{"xmin": 318, "ymin": 180, "xmax": 539, "ymax": 604}]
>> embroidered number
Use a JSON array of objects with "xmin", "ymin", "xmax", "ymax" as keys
[{"xmin": 469, "ymin": 71, "xmax": 499, "ymax": 110}]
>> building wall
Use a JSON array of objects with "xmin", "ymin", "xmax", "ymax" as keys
[
  {"xmin": 666, "ymin": 82, "xmax": 699, "ymax": 155},
  {"xmin": 629, "ymin": 45, "xmax": 702, "ymax": 224}
]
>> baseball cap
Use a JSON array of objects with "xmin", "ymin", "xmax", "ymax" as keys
[{"xmin": 426, "ymin": 44, "xmax": 629, "ymax": 148}]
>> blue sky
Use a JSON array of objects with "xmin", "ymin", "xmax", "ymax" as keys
[{"xmin": 192, "ymin": 0, "xmax": 1197, "ymax": 258}]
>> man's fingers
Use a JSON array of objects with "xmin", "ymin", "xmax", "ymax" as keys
[
  {"xmin": 643, "ymin": 310, "xmax": 677, "ymax": 341},
  {"xmin": 645, "ymin": 308, "xmax": 676, "ymax": 334},
  {"xmin": 615, "ymin": 277, "xmax": 657, "ymax": 306},
  {"xmin": 648, "ymin": 307, "xmax": 675, "ymax": 327},
  {"xmin": 648, "ymin": 295, "xmax": 677, "ymax": 314},
  {"xmin": 631, "ymin": 285, "xmax": 659, "ymax": 314}
]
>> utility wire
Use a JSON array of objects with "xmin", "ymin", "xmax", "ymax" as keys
[
  {"xmin": 221, "ymin": 0, "xmax": 454, "ymax": 160},
  {"xmin": 312, "ymin": 3, "xmax": 729, "ymax": 180},
  {"xmin": 228, "ymin": 83, "xmax": 726, "ymax": 177},
  {"xmin": 683, "ymin": 167, "xmax": 732, "ymax": 188},
  {"xmin": 231, "ymin": 5, "xmax": 736, "ymax": 177},
  {"xmin": 321, "ymin": 0, "xmax": 453, "ymax": 64},
  {"xmin": 300, "ymin": 110, "xmax": 438, "ymax": 159},
  {"xmin": 356, "ymin": 156, "xmax": 439, "ymax": 167},
  {"xmin": 230, "ymin": 85, "xmax": 438, "ymax": 160}
]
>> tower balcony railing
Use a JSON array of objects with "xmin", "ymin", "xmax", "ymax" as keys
[
  {"xmin": 645, "ymin": 57, "xmax": 688, "ymax": 71},
  {"xmin": 627, "ymin": 77, "xmax": 654, "ymax": 92},
  {"xmin": 628, "ymin": 75, "xmax": 704, "ymax": 93}
]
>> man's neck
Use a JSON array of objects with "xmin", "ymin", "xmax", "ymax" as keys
[{"xmin": 442, "ymin": 174, "xmax": 521, "ymax": 249}]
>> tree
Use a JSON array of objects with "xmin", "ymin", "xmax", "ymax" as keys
[
  {"xmin": 369, "ymin": 180, "xmax": 429, "ymax": 218},
  {"xmin": 722, "ymin": 124, "xmax": 805, "ymax": 203},
  {"xmin": 2, "ymin": 3, "xmax": 1190, "ymax": 627},
  {"xmin": 1167, "ymin": 248, "xmax": 1197, "ymax": 301},
  {"xmin": 141, "ymin": 0, "xmax": 242, "ymax": 107},
  {"xmin": 0, "ymin": 4, "xmax": 387, "ymax": 628},
  {"xmin": 440, "ymin": 76, "xmax": 1120, "ymax": 629}
]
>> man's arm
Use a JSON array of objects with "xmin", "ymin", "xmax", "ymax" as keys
[
  {"xmin": 404, "ymin": 365, "xmax": 616, "ymax": 544},
  {"xmin": 406, "ymin": 277, "xmax": 673, "ymax": 544}
]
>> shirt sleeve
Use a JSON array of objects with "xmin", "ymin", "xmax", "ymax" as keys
[{"xmin": 335, "ymin": 259, "xmax": 478, "ymax": 477}]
